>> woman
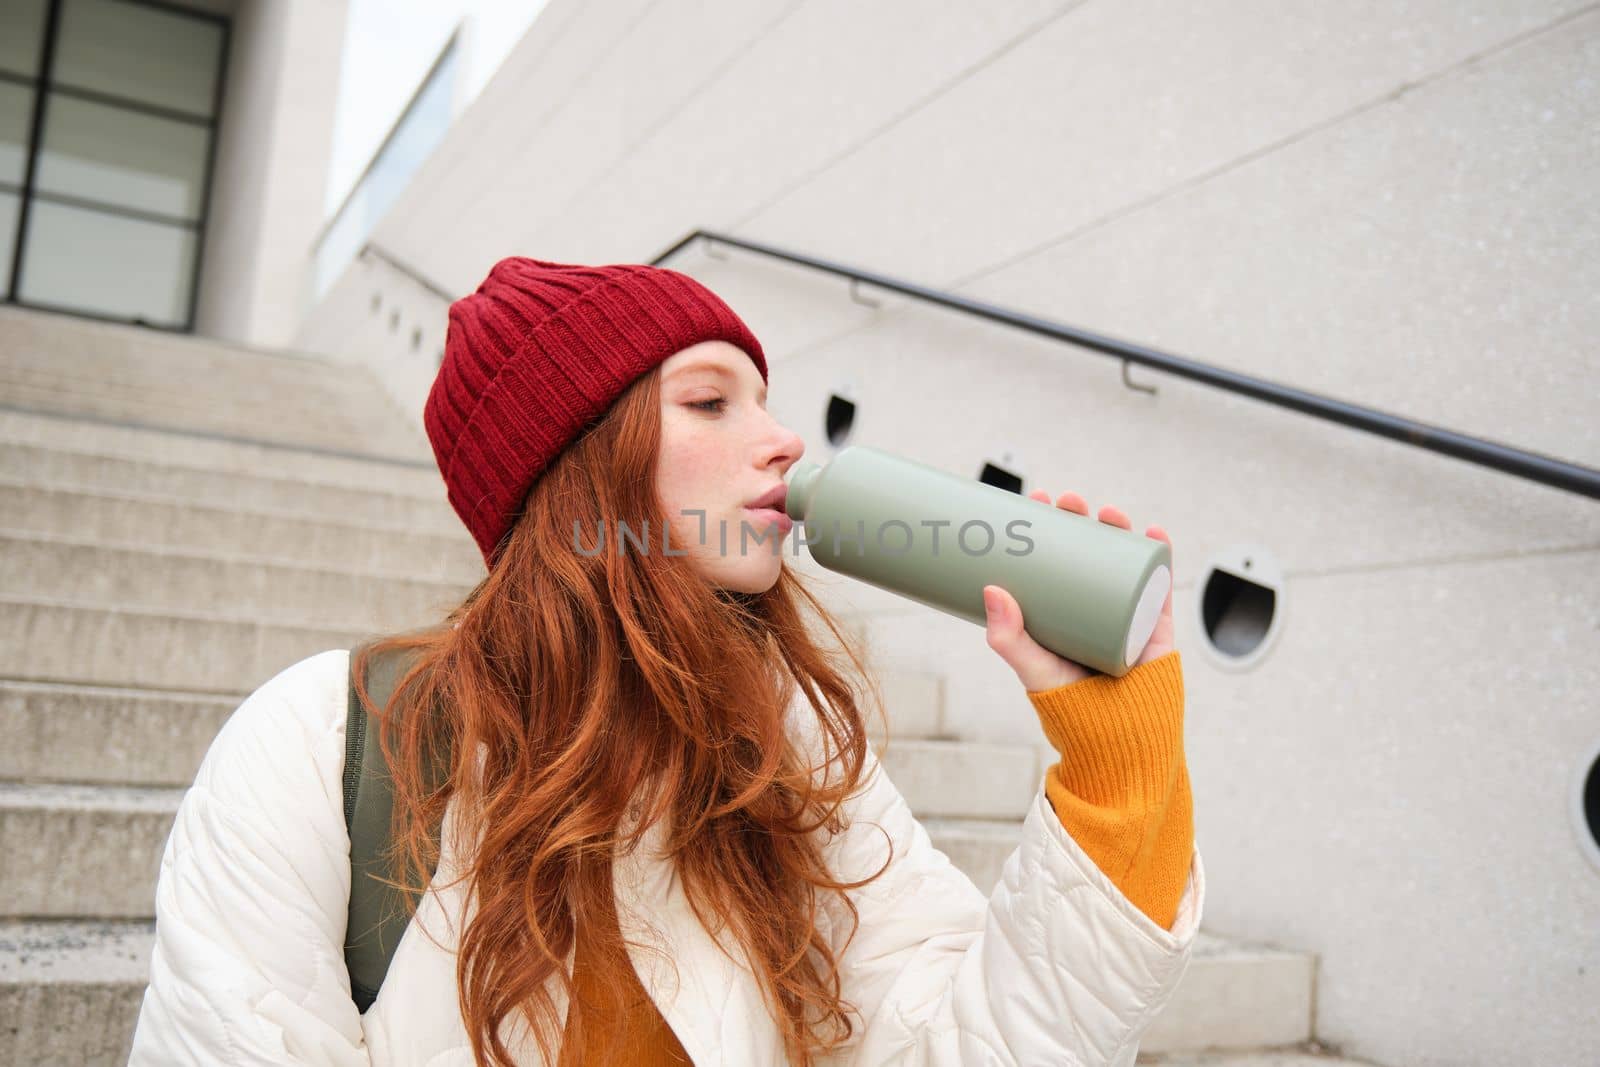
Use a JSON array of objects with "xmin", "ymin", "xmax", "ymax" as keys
[{"xmin": 129, "ymin": 256, "xmax": 1203, "ymax": 1066}]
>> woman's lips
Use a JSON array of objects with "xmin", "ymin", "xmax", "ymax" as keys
[{"xmin": 742, "ymin": 507, "xmax": 794, "ymax": 535}]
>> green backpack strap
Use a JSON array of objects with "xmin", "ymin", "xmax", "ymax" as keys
[{"xmin": 342, "ymin": 642, "xmax": 446, "ymax": 1014}]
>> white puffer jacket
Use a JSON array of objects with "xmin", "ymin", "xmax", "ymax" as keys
[{"xmin": 128, "ymin": 648, "xmax": 1205, "ymax": 1066}]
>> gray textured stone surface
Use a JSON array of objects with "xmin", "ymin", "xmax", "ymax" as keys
[
  {"xmin": 0, "ymin": 679, "xmax": 235, "ymax": 786},
  {"xmin": 0, "ymin": 439, "xmax": 462, "ymax": 533},
  {"xmin": 0, "ymin": 531, "xmax": 474, "ymax": 632},
  {"xmin": 0, "ymin": 305, "xmax": 432, "ymax": 461},
  {"xmin": 0, "ymin": 920, "xmax": 152, "ymax": 1067},
  {"xmin": 0, "ymin": 480, "xmax": 483, "ymax": 585},
  {"xmin": 879, "ymin": 738, "xmax": 1041, "ymax": 818},
  {"xmin": 1138, "ymin": 1050, "xmax": 1383, "ymax": 1067},
  {"xmin": 0, "ymin": 596, "xmax": 372, "ymax": 691},
  {"xmin": 0, "ymin": 784, "xmax": 180, "ymax": 918}
]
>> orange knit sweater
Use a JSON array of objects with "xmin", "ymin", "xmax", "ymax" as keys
[{"xmin": 557, "ymin": 649, "xmax": 1193, "ymax": 1065}]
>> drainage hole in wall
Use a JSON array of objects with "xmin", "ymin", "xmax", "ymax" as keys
[
  {"xmin": 977, "ymin": 462, "xmax": 1022, "ymax": 493},
  {"xmin": 1201, "ymin": 566, "xmax": 1276, "ymax": 658},
  {"xmin": 826, "ymin": 394, "xmax": 855, "ymax": 445}
]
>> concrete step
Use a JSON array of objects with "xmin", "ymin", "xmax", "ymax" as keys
[
  {"xmin": 922, "ymin": 815, "xmax": 1024, "ymax": 890},
  {"xmin": 1141, "ymin": 932, "xmax": 1317, "ymax": 1054},
  {"xmin": 0, "ymin": 380, "xmax": 430, "ymax": 462},
  {"xmin": 0, "ymin": 441, "xmax": 462, "ymax": 534},
  {"xmin": 862, "ymin": 667, "xmax": 945, "ymax": 742},
  {"xmin": 0, "ymin": 304, "xmax": 377, "ymax": 393},
  {"xmin": 1, "ymin": 363, "xmax": 395, "ymax": 423},
  {"xmin": 0, "ymin": 679, "xmax": 236, "ymax": 787},
  {"xmin": 0, "ymin": 919, "xmax": 153, "ymax": 1067},
  {"xmin": 0, "ymin": 306, "xmax": 432, "ymax": 461},
  {"xmin": 0, "ymin": 596, "xmax": 368, "ymax": 691},
  {"xmin": 880, "ymin": 738, "xmax": 1042, "ymax": 819},
  {"xmin": 0, "ymin": 353, "xmax": 375, "ymax": 403},
  {"xmin": 0, "ymin": 479, "xmax": 484, "ymax": 585},
  {"xmin": 0, "ymin": 406, "xmax": 441, "ymax": 494},
  {"xmin": 1138, "ymin": 1049, "xmax": 1379, "ymax": 1066},
  {"xmin": 0, "ymin": 531, "xmax": 474, "ymax": 632},
  {"xmin": 0, "ymin": 784, "xmax": 179, "ymax": 919}
]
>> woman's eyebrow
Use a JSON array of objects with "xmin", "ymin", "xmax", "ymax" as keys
[{"xmin": 669, "ymin": 360, "xmax": 736, "ymax": 380}]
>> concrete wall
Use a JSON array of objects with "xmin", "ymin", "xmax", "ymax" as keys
[
  {"xmin": 295, "ymin": 3, "xmax": 1600, "ymax": 1064},
  {"xmin": 193, "ymin": 0, "xmax": 347, "ymax": 348}
]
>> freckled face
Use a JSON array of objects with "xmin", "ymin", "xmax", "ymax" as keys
[{"xmin": 656, "ymin": 341, "xmax": 806, "ymax": 593}]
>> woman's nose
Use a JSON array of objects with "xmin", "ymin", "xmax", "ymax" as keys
[{"xmin": 763, "ymin": 417, "xmax": 804, "ymax": 469}]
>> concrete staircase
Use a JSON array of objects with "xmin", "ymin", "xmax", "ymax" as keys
[{"xmin": 0, "ymin": 307, "xmax": 1366, "ymax": 1065}]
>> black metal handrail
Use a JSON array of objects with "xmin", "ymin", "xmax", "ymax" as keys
[
  {"xmin": 652, "ymin": 229, "xmax": 1599, "ymax": 502},
  {"xmin": 362, "ymin": 243, "xmax": 455, "ymax": 304}
]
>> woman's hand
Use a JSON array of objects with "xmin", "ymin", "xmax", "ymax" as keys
[{"xmin": 982, "ymin": 490, "xmax": 1175, "ymax": 693}]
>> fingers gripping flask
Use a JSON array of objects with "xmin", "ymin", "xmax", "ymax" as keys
[{"xmin": 783, "ymin": 446, "xmax": 1171, "ymax": 678}]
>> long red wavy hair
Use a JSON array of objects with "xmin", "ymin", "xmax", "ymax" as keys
[{"xmin": 352, "ymin": 364, "xmax": 892, "ymax": 1066}]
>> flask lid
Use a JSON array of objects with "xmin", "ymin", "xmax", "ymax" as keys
[
  {"xmin": 784, "ymin": 460, "xmax": 823, "ymax": 521},
  {"xmin": 1124, "ymin": 564, "xmax": 1171, "ymax": 669}
]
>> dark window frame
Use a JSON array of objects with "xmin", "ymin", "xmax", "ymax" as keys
[{"xmin": 2, "ymin": 0, "xmax": 231, "ymax": 333}]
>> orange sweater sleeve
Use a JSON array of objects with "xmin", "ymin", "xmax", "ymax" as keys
[{"xmin": 1024, "ymin": 649, "xmax": 1193, "ymax": 930}]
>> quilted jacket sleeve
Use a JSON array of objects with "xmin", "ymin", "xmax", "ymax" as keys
[
  {"xmin": 813, "ymin": 723, "xmax": 1204, "ymax": 1066},
  {"xmin": 128, "ymin": 649, "xmax": 371, "ymax": 1066}
]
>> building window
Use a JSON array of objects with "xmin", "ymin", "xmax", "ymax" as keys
[
  {"xmin": 1, "ymin": 0, "xmax": 229, "ymax": 331},
  {"xmin": 311, "ymin": 31, "xmax": 459, "ymax": 303}
]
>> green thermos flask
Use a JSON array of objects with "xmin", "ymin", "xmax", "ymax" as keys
[{"xmin": 782, "ymin": 446, "xmax": 1171, "ymax": 678}]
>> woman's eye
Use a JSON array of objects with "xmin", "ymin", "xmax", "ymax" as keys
[{"xmin": 689, "ymin": 398, "xmax": 727, "ymax": 413}]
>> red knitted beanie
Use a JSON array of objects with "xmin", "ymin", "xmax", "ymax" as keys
[{"xmin": 424, "ymin": 256, "xmax": 769, "ymax": 570}]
